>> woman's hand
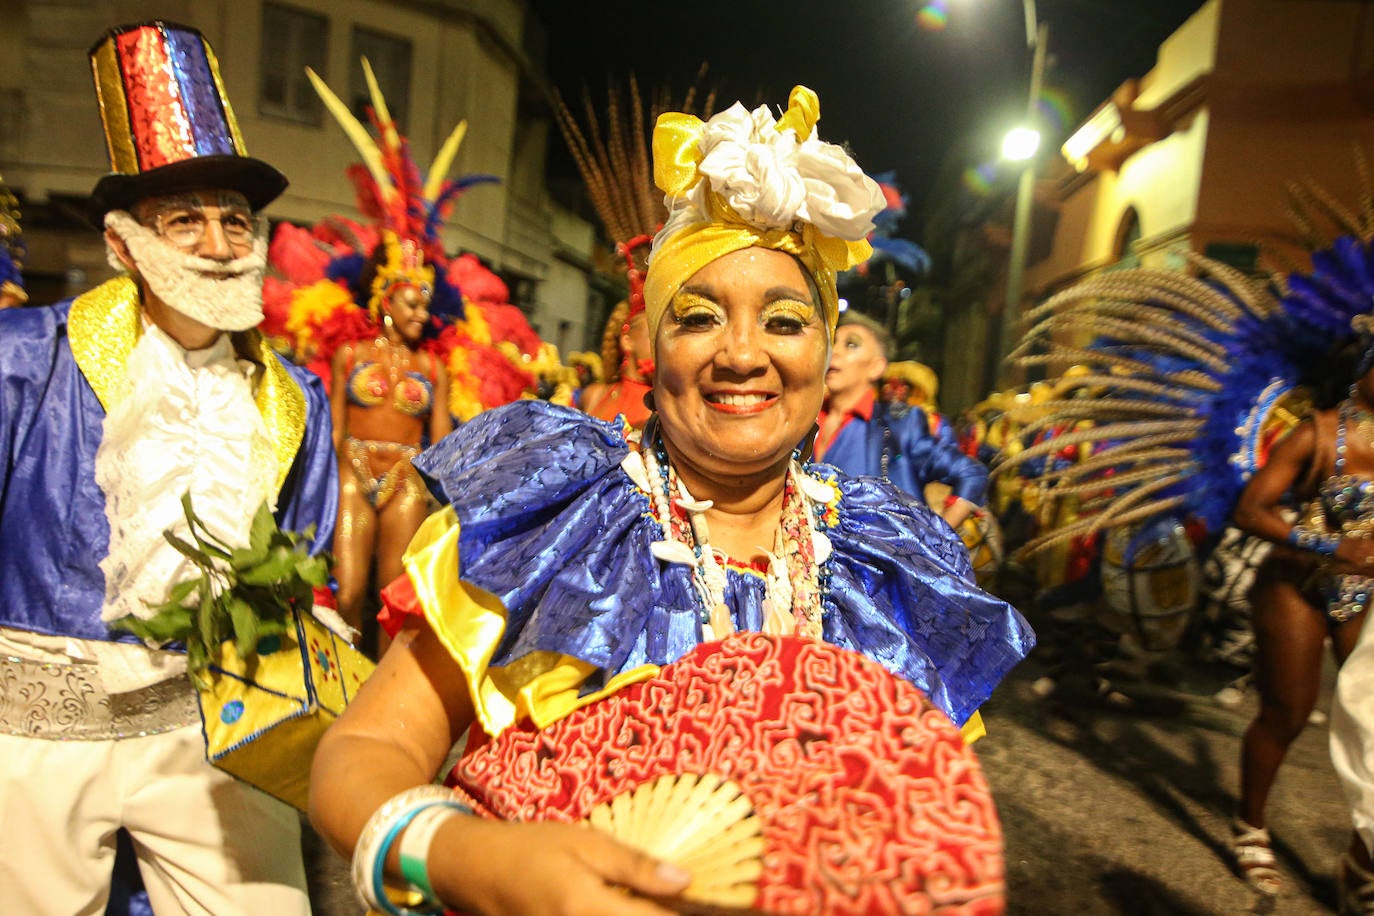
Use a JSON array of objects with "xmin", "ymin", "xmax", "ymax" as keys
[
  {"xmin": 430, "ymin": 818, "xmax": 692, "ymax": 916},
  {"xmin": 1333, "ymin": 536, "xmax": 1374, "ymax": 576}
]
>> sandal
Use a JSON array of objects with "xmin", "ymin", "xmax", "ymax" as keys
[
  {"xmin": 1340, "ymin": 853, "xmax": 1374, "ymax": 915},
  {"xmin": 1232, "ymin": 818, "xmax": 1282, "ymax": 896}
]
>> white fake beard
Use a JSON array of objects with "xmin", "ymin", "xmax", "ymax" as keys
[{"xmin": 104, "ymin": 209, "xmax": 268, "ymax": 332}]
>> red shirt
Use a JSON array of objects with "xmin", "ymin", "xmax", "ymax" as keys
[{"xmin": 814, "ymin": 388, "xmax": 875, "ymax": 463}]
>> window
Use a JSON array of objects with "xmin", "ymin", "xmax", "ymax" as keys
[
  {"xmin": 350, "ymin": 28, "xmax": 412, "ymax": 129},
  {"xmin": 1112, "ymin": 207, "xmax": 1142, "ymax": 270},
  {"xmin": 1203, "ymin": 242, "xmax": 1260, "ymax": 275},
  {"xmin": 259, "ymin": 3, "xmax": 328, "ymax": 124}
]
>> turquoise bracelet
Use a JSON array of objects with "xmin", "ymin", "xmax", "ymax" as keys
[{"xmin": 397, "ymin": 801, "xmax": 471, "ymax": 908}]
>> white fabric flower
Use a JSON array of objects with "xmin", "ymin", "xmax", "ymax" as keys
[
  {"xmin": 796, "ymin": 138, "xmax": 888, "ymax": 239},
  {"xmin": 672, "ymin": 99, "xmax": 884, "ymax": 242}
]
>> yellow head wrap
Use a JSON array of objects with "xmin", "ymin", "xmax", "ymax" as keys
[{"xmin": 643, "ymin": 86, "xmax": 883, "ymax": 346}]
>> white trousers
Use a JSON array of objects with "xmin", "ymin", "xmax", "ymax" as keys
[
  {"xmin": 0, "ymin": 724, "xmax": 310, "ymax": 916},
  {"xmin": 1333, "ymin": 617, "xmax": 1374, "ymax": 857}
]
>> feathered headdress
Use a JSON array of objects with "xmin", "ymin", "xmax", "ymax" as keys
[
  {"xmin": 552, "ymin": 73, "xmax": 716, "ymax": 318},
  {"xmin": 305, "ymin": 59, "xmax": 498, "ymax": 321},
  {"xmin": 264, "ymin": 59, "xmax": 543, "ymax": 421},
  {"xmin": 995, "ymin": 155, "xmax": 1374, "ymax": 560},
  {"xmin": 0, "ymin": 176, "xmax": 26, "ymax": 305}
]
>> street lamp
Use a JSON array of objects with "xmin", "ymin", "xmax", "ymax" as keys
[
  {"xmin": 1001, "ymin": 126, "xmax": 1040, "ymax": 162},
  {"xmin": 997, "ymin": 1, "xmax": 1049, "ymax": 383}
]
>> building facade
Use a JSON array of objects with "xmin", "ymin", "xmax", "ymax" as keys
[
  {"xmin": 947, "ymin": 0, "xmax": 1374, "ymax": 411},
  {"xmin": 0, "ymin": 0, "xmax": 605, "ymax": 351}
]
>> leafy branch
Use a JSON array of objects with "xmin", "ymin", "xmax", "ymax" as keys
[{"xmin": 113, "ymin": 494, "xmax": 332, "ymax": 688}]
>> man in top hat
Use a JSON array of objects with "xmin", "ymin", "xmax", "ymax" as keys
[{"xmin": 0, "ymin": 22, "xmax": 336, "ymax": 914}]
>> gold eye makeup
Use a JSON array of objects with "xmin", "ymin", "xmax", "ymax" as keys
[
  {"xmin": 761, "ymin": 298, "xmax": 818, "ymax": 328},
  {"xmin": 670, "ymin": 292, "xmax": 725, "ymax": 326}
]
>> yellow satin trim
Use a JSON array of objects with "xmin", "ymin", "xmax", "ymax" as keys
[
  {"xmin": 402, "ymin": 508, "xmax": 988, "ymax": 744},
  {"xmin": 402, "ymin": 508, "xmax": 660, "ymax": 737},
  {"xmin": 90, "ymin": 41, "xmax": 138, "ymax": 174},
  {"xmin": 960, "ymin": 710, "xmax": 985, "ymax": 745},
  {"xmin": 644, "ymin": 85, "xmax": 872, "ymax": 342},
  {"xmin": 69, "ymin": 276, "xmax": 304, "ymax": 494},
  {"xmin": 242, "ymin": 329, "xmax": 305, "ymax": 494}
]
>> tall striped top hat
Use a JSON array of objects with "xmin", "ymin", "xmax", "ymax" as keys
[{"xmin": 88, "ymin": 21, "xmax": 287, "ymax": 221}]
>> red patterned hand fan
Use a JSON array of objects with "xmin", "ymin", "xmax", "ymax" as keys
[{"xmin": 449, "ymin": 632, "xmax": 1005, "ymax": 915}]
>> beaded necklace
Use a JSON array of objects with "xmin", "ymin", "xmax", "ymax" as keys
[
  {"xmin": 1344, "ymin": 396, "xmax": 1374, "ymax": 453},
  {"xmin": 641, "ymin": 430, "xmax": 834, "ymax": 641}
]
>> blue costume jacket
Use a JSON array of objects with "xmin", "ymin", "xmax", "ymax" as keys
[
  {"xmin": 411, "ymin": 401, "xmax": 1032, "ymax": 727},
  {"xmin": 0, "ymin": 277, "xmax": 338, "ymax": 642},
  {"xmin": 821, "ymin": 400, "xmax": 988, "ymax": 506}
]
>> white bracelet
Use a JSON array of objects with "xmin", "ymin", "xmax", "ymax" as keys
[
  {"xmin": 351, "ymin": 785, "xmax": 457, "ymax": 913},
  {"xmin": 398, "ymin": 803, "xmax": 467, "ymax": 904}
]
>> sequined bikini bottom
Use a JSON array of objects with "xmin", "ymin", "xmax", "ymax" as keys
[{"xmin": 343, "ymin": 437, "xmax": 425, "ymax": 510}]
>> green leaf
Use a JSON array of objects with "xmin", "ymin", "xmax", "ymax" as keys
[
  {"xmin": 165, "ymin": 579, "xmax": 199, "ymax": 605},
  {"xmin": 227, "ymin": 594, "xmax": 260, "ymax": 658},
  {"xmin": 248, "ymin": 502, "xmax": 276, "ymax": 555},
  {"xmin": 255, "ymin": 616, "xmax": 291, "ymax": 638},
  {"xmin": 196, "ymin": 585, "xmax": 219, "ymax": 650},
  {"xmin": 295, "ymin": 554, "xmax": 331, "ymax": 587},
  {"xmin": 239, "ymin": 546, "xmax": 298, "ymax": 586},
  {"xmin": 113, "ymin": 604, "xmax": 197, "ymax": 645},
  {"xmin": 178, "ymin": 493, "xmax": 233, "ymax": 559},
  {"xmin": 187, "ymin": 638, "xmax": 210, "ymax": 685},
  {"xmin": 162, "ymin": 529, "xmax": 214, "ymax": 565},
  {"xmin": 230, "ymin": 545, "xmax": 268, "ymax": 569},
  {"xmin": 182, "ymin": 492, "xmax": 236, "ymax": 554}
]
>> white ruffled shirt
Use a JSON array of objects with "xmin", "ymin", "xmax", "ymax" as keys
[{"xmin": 95, "ymin": 323, "xmax": 278, "ymax": 633}]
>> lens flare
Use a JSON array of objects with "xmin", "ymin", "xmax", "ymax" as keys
[
  {"xmin": 962, "ymin": 161, "xmax": 997, "ymax": 196},
  {"xmin": 1036, "ymin": 88, "xmax": 1076, "ymax": 137},
  {"xmin": 916, "ymin": 1, "xmax": 949, "ymax": 31}
]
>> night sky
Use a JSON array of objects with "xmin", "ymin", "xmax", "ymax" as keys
[{"xmin": 527, "ymin": 0, "xmax": 1209, "ymax": 223}]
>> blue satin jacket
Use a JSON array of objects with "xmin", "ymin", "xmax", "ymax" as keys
[
  {"xmin": 413, "ymin": 401, "xmax": 1033, "ymax": 727},
  {"xmin": 0, "ymin": 279, "xmax": 338, "ymax": 642},
  {"xmin": 822, "ymin": 402, "xmax": 988, "ymax": 506}
]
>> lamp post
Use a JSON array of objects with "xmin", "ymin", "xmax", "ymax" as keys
[{"xmin": 998, "ymin": 2, "xmax": 1049, "ymax": 380}]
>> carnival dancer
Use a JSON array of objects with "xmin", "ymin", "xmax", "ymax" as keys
[
  {"xmin": 1232, "ymin": 348, "xmax": 1374, "ymax": 896},
  {"xmin": 995, "ymin": 173, "xmax": 1374, "ymax": 897},
  {"xmin": 308, "ymin": 85, "xmax": 1033, "ymax": 915},
  {"xmin": 815, "ymin": 309, "xmax": 987, "ymax": 529},
  {"xmin": 0, "ymin": 22, "xmax": 336, "ymax": 914},
  {"xmin": 331, "ymin": 232, "xmax": 452, "ymax": 656},
  {"xmin": 268, "ymin": 62, "xmax": 540, "ymax": 656},
  {"xmin": 581, "ymin": 297, "xmax": 655, "ymax": 427}
]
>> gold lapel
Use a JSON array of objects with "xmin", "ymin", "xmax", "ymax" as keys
[
  {"xmin": 68, "ymin": 276, "xmax": 306, "ymax": 495},
  {"xmin": 242, "ymin": 331, "xmax": 306, "ymax": 494},
  {"xmin": 68, "ymin": 276, "xmax": 142, "ymax": 413}
]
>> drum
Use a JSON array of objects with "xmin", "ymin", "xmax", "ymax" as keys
[{"xmin": 1099, "ymin": 518, "xmax": 1199, "ymax": 653}]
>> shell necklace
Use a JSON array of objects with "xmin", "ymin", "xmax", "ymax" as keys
[{"xmin": 639, "ymin": 431, "xmax": 834, "ymax": 642}]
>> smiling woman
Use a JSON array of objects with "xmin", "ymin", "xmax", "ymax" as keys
[{"xmin": 308, "ymin": 84, "xmax": 1034, "ymax": 916}]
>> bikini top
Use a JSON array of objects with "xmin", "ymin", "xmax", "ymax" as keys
[
  {"xmin": 346, "ymin": 352, "xmax": 435, "ymax": 417},
  {"xmin": 1318, "ymin": 403, "xmax": 1374, "ymax": 529}
]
